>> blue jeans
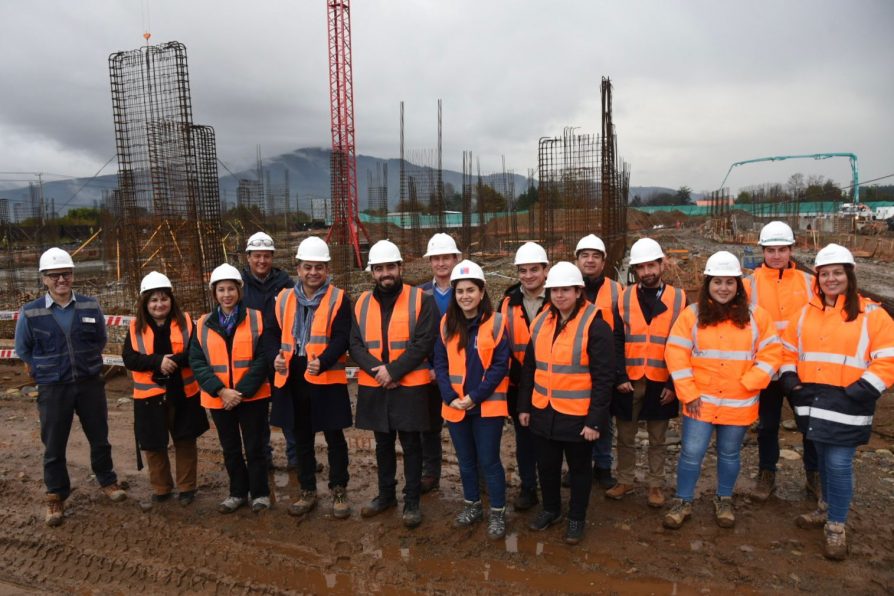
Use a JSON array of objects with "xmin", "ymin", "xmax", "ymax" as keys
[
  {"xmin": 448, "ymin": 415, "xmax": 506, "ymax": 508},
  {"xmin": 592, "ymin": 418, "xmax": 613, "ymax": 469},
  {"xmin": 814, "ymin": 441, "xmax": 856, "ymax": 523},
  {"xmin": 675, "ymin": 416, "xmax": 747, "ymax": 502}
]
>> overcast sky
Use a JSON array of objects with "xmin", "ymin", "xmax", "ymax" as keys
[{"xmin": 1, "ymin": 0, "xmax": 892, "ymax": 195}]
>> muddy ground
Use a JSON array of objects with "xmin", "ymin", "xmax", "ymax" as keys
[{"xmin": 0, "ymin": 363, "xmax": 892, "ymax": 595}]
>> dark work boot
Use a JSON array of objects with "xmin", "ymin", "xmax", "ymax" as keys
[{"xmin": 360, "ymin": 494, "xmax": 397, "ymax": 518}]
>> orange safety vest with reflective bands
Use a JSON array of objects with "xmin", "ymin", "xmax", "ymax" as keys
[
  {"xmin": 743, "ymin": 262, "xmax": 813, "ymax": 334},
  {"xmin": 129, "ymin": 314, "xmax": 200, "ymax": 399},
  {"xmin": 618, "ymin": 284, "xmax": 685, "ymax": 382}
]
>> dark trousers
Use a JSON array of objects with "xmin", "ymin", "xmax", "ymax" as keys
[
  {"xmin": 293, "ymin": 388, "xmax": 349, "ymax": 491},
  {"xmin": 210, "ymin": 399, "xmax": 269, "ymax": 499},
  {"xmin": 510, "ymin": 413, "xmax": 538, "ymax": 493},
  {"xmin": 757, "ymin": 381, "xmax": 818, "ymax": 472},
  {"xmin": 374, "ymin": 430, "xmax": 423, "ymax": 505},
  {"xmin": 447, "ymin": 415, "xmax": 506, "ymax": 508},
  {"xmin": 421, "ymin": 384, "xmax": 443, "ymax": 479},
  {"xmin": 37, "ymin": 377, "xmax": 117, "ymax": 499},
  {"xmin": 534, "ymin": 434, "xmax": 593, "ymax": 522}
]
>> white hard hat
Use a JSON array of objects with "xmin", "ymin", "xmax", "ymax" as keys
[
  {"xmin": 39, "ymin": 247, "xmax": 75, "ymax": 272},
  {"xmin": 209, "ymin": 263, "xmax": 244, "ymax": 289},
  {"xmin": 629, "ymin": 238, "xmax": 665, "ymax": 266},
  {"xmin": 245, "ymin": 231, "xmax": 275, "ymax": 252},
  {"xmin": 575, "ymin": 234, "xmax": 606, "ymax": 256},
  {"xmin": 514, "ymin": 242, "xmax": 549, "ymax": 265},
  {"xmin": 544, "ymin": 261, "xmax": 585, "ymax": 288},
  {"xmin": 703, "ymin": 251, "xmax": 743, "ymax": 277},
  {"xmin": 423, "ymin": 233, "xmax": 461, "ymax": 257},
  {"xmin": 295, "ymin": 236, "xmax": 331, "ymax": 262},
  {"xmin": 815, "ymin": 243, "xmax": 855, "ymax": 268},
  {"xmin": 450, "ymin": 259, "xmax": 485, "ymax": 283},
  {"xmin": 367, "ymin": 240, "xmax": 402, "ymax": 269},
  {"xmin": 758, "ymin": 221, "xmax": 795, "ymax": 247},
  {"xmin": 140, "ymin": 271, "xmax": 173, "ymax": 294}
]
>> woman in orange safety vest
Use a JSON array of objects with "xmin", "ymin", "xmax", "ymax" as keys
[
  {"xmin": 433, "ymin": 260, "xmax": 510, "ymax": 539},
  {"xmin": 123, "ymin": 272, "xmax": 209, "ymax": 506},
  {"xmin": 664, "ymin": 252, "xmax": 782, "ymax": 530},
  {"xmin": 517, "ymin": 262, "xmax": 615, "ymax": 546},
  {"xmin": 779, "ymin": 244, "xmax": 894, "ymax": 560},
  {"xmin": 189, "ymin": 263, "xmax": 272, "ymax": 515}
]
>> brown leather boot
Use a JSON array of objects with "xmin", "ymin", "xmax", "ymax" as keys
[
  {"xmin": 45, "ymin": 493, "xmax": 64, "ymax": 527},
  {"xmin": 605, "ymin": 483, "xmax": 635, "ymax": 500},
  {"xmin": 823, "ymin": 522, "xmax": 847, "ymax": 560},
  {"xmin": 750, "ymin": 470, "xmax": 775, "ymax": 502},
  {"xmin": 647, "ymin": 487, "xmax": 665, "ymax": 508}
]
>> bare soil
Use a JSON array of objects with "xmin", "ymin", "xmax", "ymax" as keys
[{"xmin": 0, "ymin": 363, "xmax": 893, "ymax": 595}]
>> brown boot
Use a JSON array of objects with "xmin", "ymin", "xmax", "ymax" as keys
[
  {"xmin": 101, "ymin": 483, "xmax": 127, "ymax": 502},
  {"xmin": 648, "ymin": 487, "xmax": 665, "ymax": 508},
  {"xmin": 288, "ymin": 490, "xmax": 317, "ymax": 517},
  {"xmin": 45, "ymin": 493, "xmax": 64, "ymax": 527},
  {"xmin": 662, "ymin": 498, "xmax": 692, "ymax": 530},
  {"xmin": 751, "ymin": 470, "xmax": 775, "ymax": 502},
  {"xmin": 605, "ymin": 483, "xmax": 635, "ymax": 500},
  {"xmin": 796, "ymin": 500, "xmax": 827, "ymax": 529},
  {"xmin": 823, "ymin": 522, "xmax": 847, "ymax": 560},
  {"xmin": 331, "ymin": 486, "xmax": 351, "ymax": 520},
  {"xmin": 713, "ymin": 495, "xmax": 735, "ymax": 528}
]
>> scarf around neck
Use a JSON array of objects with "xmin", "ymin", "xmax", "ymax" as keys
[{"xmin": 293, "ymin": 279, "xmax": 330, "ymax": 357}]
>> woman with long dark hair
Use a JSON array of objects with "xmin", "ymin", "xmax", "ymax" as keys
[
  {"xmin": 123, "ymin": 272, "xmax": 209, "ymax": 506},
  {"xmin": 780, "ymin": 244, "xmax": 894, "ymax": 559},
  {"xmin": 664, "ymin": 251, "xmax": 782, "ymax": 530},
  {"xmin": 433, "ymin": 260, "xmax": 510, "ymax": 539}
]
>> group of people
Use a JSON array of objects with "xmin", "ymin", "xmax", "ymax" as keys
[{"xmin": 15, "ymin": 221, "xmax": 893, "ymax": 560}]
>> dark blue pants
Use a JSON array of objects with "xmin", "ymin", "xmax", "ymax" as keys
[
  {"xmin": 293, "ymin": 386, "xmax": 349, "ymax": 491},
  {"xmin": 210, "ymin": 399, "xmax": 269, "ymax": 499},
  {"xmin": 592, "ymin": 418, "xmax": 614, "ymax": 469},
  {"xmin": 510, "ymin": 413, "xmax": 538, "ymax": 493},
  {"xmin": 37, "ymin": 377, "xmax": 117, "ymax": 499},
  {"xmin": 421, "ymin": 384, "xmax": 443, "ymax": 479},
  {"xmin": 374, "ymin": 430, "xmax": 422, "ymax": 505},
  {"xmin": 757, "ymin": 381, "xmax": 817, "ymax": 472},
  {"xmin": 448, "ymin": 414, "xmax": 506, "ymax": 508},
  {"xmin": 534, "ymin": 434, "xmax": 593, "ymax": 522}
]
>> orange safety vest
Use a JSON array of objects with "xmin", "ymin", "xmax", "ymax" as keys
[
  {"xmin": 354, "ymin": 285, "xmax": 430, "ymax": 388},
  {"xmin": 744, "ymin": 262, "xmax": 813, "ymax": 333},
  {"xmin": 273, "ymin": 285, "xmax": 347, "ymax": 388},
  {"xmin": 618, "ymin": 284, "xmax": 686, "ymax": 382},
  {"xmin": 587, "ymin": 278, "xmax": 622, "ymax": 331},
  {"xmin": 665, "ymin": 304, "xmax": 782, "ymax": 425},
  {"xmin": 441, "ymin": 312, "xmax": 509, "ymax": 422},
  {"xmin": 195, "ymin": 309, "xmax": 271, "ymax": 409},
  {"xmin": 128, "ymin": 314, "xmax": 199, "ymax": 399},
  {"xmin": 530, "ymin": 304, "xmax": 600, "ymax": 416},
  {"xmin": 500, "ymin": 297, "xmax": 542, "ymax": 366}
]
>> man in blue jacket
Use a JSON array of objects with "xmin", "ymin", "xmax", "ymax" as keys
[{"xmin": 15, "ymin": 248, "xmax": 127, "ymax": 527}]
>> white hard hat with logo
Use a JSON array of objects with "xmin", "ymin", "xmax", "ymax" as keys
[
  {"xmin": 295, "ymin": 236, "xmax": 331, "ymax": 262},
  {"xmin": 245, "ymin": 231, "xmax": 275, "ymax": 252},
  {"xmin": 629, "ymin": 238, "xmax": 665, "ymax": 266},
  {"xmin": 703, "ymin": 251, "xmax": 743, "ymax": 277},
  {"xmin": 450, "ymin": 259, "xmax": 485, "ymax": 283},
  {"xmin": 424, "ymin": 233, "xmax": 462, "ymax": 257},
  {"xmin": 140, "ymin": 271, "xmax": 173, "ymax": 294},
  {"xmin": 544, "ymin": 261, "xmax": 585, "ymax": 288},
  {"xmin": 366, "ymin": 240, "xmax": 403, "ymax": 269},
  {"xmin": 209, "ymin": 263, "xmax": 244, "ymax": 289},
  {"xmin": 575, "ymin": 234, "xmax": 607, "ymax": 256},
  {"xmin": 39, "ymin": 247, "xmax": 75, "ymax": 272},
  {"xmin": 814, "ymin": 243, "xmax": 855, "ymax": 268},
  {"xmin": 758, "ymin": 221, "xmax": 795, "ymax": 246},
  {"xmin": 514, "ymin": 242, "xmax": 549, "ymax": 265}
]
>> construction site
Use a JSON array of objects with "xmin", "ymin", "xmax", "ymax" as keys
[{"xmin": 1, "ymin": 1, "xmax": 894, "ymax": 594}]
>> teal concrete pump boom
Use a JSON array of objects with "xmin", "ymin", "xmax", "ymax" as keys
[{"xmin": 719, "ymin": 153, "xmax": 859, "ymax": 203}]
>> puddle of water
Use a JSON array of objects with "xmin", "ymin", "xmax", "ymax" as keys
[
  {"xmin": 273, "ymin": 471, "xmax": 290, "ymax": 488},
  {"xmin": 535, "ymin": 542, "xmax": 543, "ymax": 556},
  {"xmin": 505, "ymin": 533, "xmax": 518, "ymax": 553},
  {"xmin": 400, "ymin": 547, "xmax": 410, "ymax": 561}
]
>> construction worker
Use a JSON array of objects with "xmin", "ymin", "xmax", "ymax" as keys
[
  {"xmin": 418, "ymin": 232, "xmax": 463, "ymax": 493},
  {"xmin": 272, "ymin": 237, "xmax": 353, "ymax": 520},
  {"xmin": 663, "ymin": 251, "xmax": 782, "ymax": 530},
  {"xmin": 122, "ymin": 272, "xmax": 209, "ymax": 506},
  {"xmin": 240, "ymin": 231, "xmax": 302, "ymax": 473},
  {"xmin": 349, "ymin": 240, "xmax": 438, "ymax": 528},
  {"xmin": 606, "ymin": 238, "xmax": 685, "ymax": 508},
  {"xmin": 499, "ymin": 242, "xmax": 550, "ymax": 510},
  {"xmin": 575, "ymin": 234, "xmax": 626, "ymax": 489},
  {"xmin": 744, "ymin": 221, "xmax": 818, "ymax": 502},
  {"xmin": 780, "ymin": 244, "xmax": 894, "ymax": 560},
  {"xmin": 189, "ymin": 263, "xmax": 272, "ymax": 514},
  {"xmin": 433, "ymin": 260, "xmax": 510, "ymax": 539},
  {"xmin": 15, "ymin": 248, "xmax": 128, "ymax": 527},
  {"xmin": 518, "ymin": 262, "xmax": 615, "ymax": 545}
]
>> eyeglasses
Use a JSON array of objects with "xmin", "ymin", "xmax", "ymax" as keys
[
  {"xmin": 44, "ymin": 272, "xmax": 73, "ymax": 281},
  {"xmin": 247, "ymin": 238, "xmax": 274, "ymax": 248}
]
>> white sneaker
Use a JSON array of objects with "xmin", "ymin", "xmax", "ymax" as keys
[
  {"xmin": 251, "ymin": 496, "xmax": 271, "ymax": 512},
  {"xmin": 218, "ymin": 496, "xmax": 246, "ymax": 514}
]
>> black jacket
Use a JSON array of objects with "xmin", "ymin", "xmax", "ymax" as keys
[{"xmin": 781, "ymin": 373, "xmax": 881, "ymax": 446}]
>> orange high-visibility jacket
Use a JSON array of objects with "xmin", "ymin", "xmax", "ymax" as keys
[
  {"xmin": 530, "ymin": 303, "xmax": 600, "ymax": 416},
  {"xmin": 500, "ymin": 299, "xmax": 539, "ymax": 366},
  {"xmin": 590, "ymin": 278, "xmax": 623, "ymax": 311},
  {"xmin": 354, "ymin": 285, "xmax": 430, "ymax": 387},
  {"xmin": 195, "ymin": 309, "xmax": 271, "ymax": 409},
  {"xmin": 780, "ymin": 294, "xmax": 894, "ymax": 393},
  {"xmin": 274, "ymin": 285, "xmax": 347, "ymax": 387},
  {"xmin": 618, "ymin": 284, "xmax": 686, "ymax": 382},
  {"xmin": 128, "ymin": 314, "xmax": 199, "ymax": 399},
  {"xmin": 440, "ymin": 312, "xmax": 509, "ymax": 422},
  {"xmin": 666, "ymin": 304, "xmax": 782, "ymax": 425},
  {"xmin": 743, "ymin": 262, "xmax": 813, "ymax": 333}
]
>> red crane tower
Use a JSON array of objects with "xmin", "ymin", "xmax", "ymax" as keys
[{"xmin": 326, "ymin": 0, "xmax": 368, "ymax": 267}]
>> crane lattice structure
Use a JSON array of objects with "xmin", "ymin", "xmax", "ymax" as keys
[{"xmin": 719, "ymin": 153, "xmax": 860, "ymax": 203}]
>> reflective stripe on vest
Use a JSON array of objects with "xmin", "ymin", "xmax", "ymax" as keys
[
  {"xmin": 440, "ymin": 312, "xmax": 509, "ymax": 422},
  {"xmin": 619, "ymin": 285, "xmax": 684, "ymax": 381},
  {"xmin": 501, "ymin": 300, "xmax": 532, "ymax": 364},
  {"xmin": 129, "ymin": 314, "xmax": 199, "ymax": 399},
  {"xmin": 794, "ymin": 405, "xmax": 873, "ymax": 427}
]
